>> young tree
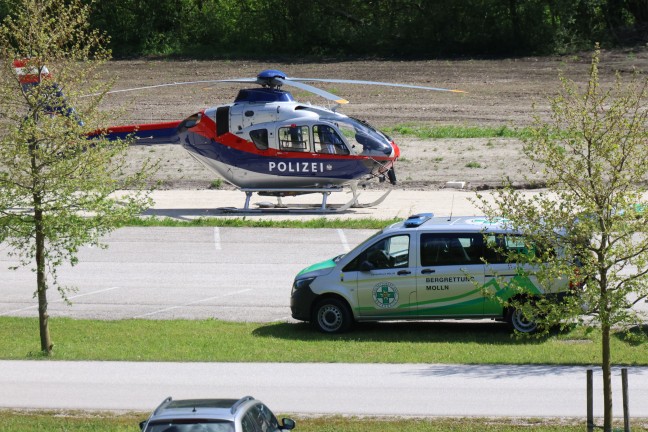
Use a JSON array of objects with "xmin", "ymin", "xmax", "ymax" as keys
[
  {"xmin": 476, "ymin": 47, "xmax": 648, "ymax": 431},
  {"xmin": 0, "ymin": 0, "xmax": 155, "ymax": 355}
]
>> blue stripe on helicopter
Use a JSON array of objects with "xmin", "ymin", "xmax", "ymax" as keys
[
  {"xmin": 183, "ymin": 132, "xmax": 374, "ymax": 178},
  {"xmin": 104, "ymin": 122, "xmax": 181, "ymax": 144}
]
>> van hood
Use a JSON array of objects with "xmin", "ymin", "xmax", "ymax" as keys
[{"xmin": 296, "ymin": 258, "xmax": 337, "ymax": 277}]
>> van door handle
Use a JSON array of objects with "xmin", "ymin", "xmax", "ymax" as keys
[
  {"xmin": 421, "ymin": 268, "xmax": 435, "ymax": 274},
  {"xmin": 397, "ymin": 270, "xmax": 411, "ymax": 275}
]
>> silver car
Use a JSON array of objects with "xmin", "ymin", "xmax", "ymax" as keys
[{"xmin": 139, "ymin": 396, "xmax": 296, "ymax": 432}]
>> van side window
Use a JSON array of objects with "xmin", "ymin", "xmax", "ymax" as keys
[
  {"xmin": 484, "ymin": 234, "xmax": 551, "ymax": 263},
  {"xmin": 279, "ymin": 125, "xmax": 310, "ymax": 152},
  {"xmin": 344, "ymin": 234, "xmax": 410, "ymax": 271},
  {"xmin": 420, "ymin": 233, "xmax": 483, "ymax": 266}
]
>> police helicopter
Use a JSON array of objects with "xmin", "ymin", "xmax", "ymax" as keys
[{"xmin": 101, "ymin": 69, "xmax": 464, "ymax": 212}]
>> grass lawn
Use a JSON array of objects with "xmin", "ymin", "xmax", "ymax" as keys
[
  {"xmin": 3, "ymin": 410, "xmax": 643, "ymax": 432},
  {"xmin": 1, "ymin": 317, "xmax": 646, "ymax": 364},
  {"xmin": 122, "ymin": 216, "xmax": 401, "ymax": 228}
]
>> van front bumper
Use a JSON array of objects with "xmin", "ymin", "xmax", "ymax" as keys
[{"xmin": 290, "ymin": 283, "xmax": 318, "ymax": 322}]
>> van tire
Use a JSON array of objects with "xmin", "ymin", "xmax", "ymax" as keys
[
  {"xmin": 506, "ymin": 306, "xmax": 538, "ymax": 334},
  {"xmin": 312, "ymin": 298, "xmax": 353, "ymax": 333}
]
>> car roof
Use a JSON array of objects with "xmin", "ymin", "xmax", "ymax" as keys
[
  {"xmin": 386, "ymin": 213, "xmax": 514, "ymax": 233},
  {"xmin": 146, "ymin": 396, "xmax": 255, "ymax": 423}
]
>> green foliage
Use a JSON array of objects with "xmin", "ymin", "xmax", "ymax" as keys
[
  {"xmin": 475, "ymin": 46, "xmax": 648, "ymax": 430},
  {"xmin": 37, "ymin": 0, "xmax": 641, "ymax": 58},
  {"xmin": 0, "ymin": 0, "xmax": 156, "ymax": 355}
]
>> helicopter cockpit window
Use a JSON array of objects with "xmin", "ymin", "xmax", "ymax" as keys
[
  {"xmin": 249, "ymin": 128, "xmax": 269, "ymax": 150},
  {"xmin": 313, "ymin": 125, "xmax": 349, "ymax": 155},
  {"xmin": 279, "ymin": 125, "xmax": 310, "ymax": 152},
  {"xmin": 336, "ymin": 118, "xmax": 392, "ymax": 155}
]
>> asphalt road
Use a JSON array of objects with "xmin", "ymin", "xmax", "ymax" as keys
[
  {"xmin": 2, "ymin": 216, "xmax": 648, "ymax": 419},
  {"xmin": 0, "ymin": 227, "xmax": 374, "ymax": 321},
  {"xmin": 2, "ymin": 225, "xmax": 647, "ymax": 321},
  {"xmin": 2, "ymin": 360, "xmax": 648, "ymax": 418}
]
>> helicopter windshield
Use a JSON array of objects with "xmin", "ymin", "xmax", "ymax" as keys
[{"xmin": 335, "ymin": 117, "xmax": 393, "ymax": 156}]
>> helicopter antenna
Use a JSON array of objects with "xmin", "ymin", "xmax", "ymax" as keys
[{"xmin": 448, "ymin": 194, "xmax": 455, "ymax": 221}]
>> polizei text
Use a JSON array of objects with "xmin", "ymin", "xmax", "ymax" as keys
[{"xmin": 268, "ymin": 161, "xmax": 327, "ymax": 173}]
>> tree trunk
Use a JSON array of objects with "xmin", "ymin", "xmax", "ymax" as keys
[
  {"xmin": 34, "ymin": 205, "xmax": 52, "ymax": 355},
  {"xmin": 602, "ymin": 322, "xmax": 612, "ymax": 431},
  {"xmin": 31, "ymin": 135, "xmax": 52, "ymax": 355}
]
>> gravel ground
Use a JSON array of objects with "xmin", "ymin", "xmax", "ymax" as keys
[{"xmin": 99, "ymin": 48, "xmax": 648, "ymax": 190}]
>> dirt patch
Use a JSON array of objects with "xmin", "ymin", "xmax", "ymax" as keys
[{"xmin": 102, "ymin": 48, "xmax": 648, "ymax": 190}]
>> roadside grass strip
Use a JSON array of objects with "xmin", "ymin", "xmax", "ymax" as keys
[
  {"xmin": 1, "ymin": 317, "xmax": 646, "ymax": 364},
  {"xmin": 1, "ymin": 410, "xmax": 646, "ymax": 432},
  {"xmin": 122, "ymin": 217, "xmax": 401, "ymax": 229}
]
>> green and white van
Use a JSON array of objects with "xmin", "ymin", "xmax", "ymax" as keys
[{"xmin": 290, "ymin": 213, "xmax": 570, "ymax": 333}]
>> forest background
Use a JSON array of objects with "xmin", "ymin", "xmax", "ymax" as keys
[{"xmin": 1, "ymin": 0, "xmax": 645, "ymax": 58}]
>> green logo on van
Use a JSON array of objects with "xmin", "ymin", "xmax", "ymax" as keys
[{"xmin": 373, "ymin": 282, "xmax": 399, "ymax": 308}]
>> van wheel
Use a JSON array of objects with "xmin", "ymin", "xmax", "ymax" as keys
[
  {"xmin": 507, "ymin": 306, "xmax": 538, "ymax": 334},
  {"xmin": 312, "ymin": 298, "xmax": 353, "ymax": 333}
]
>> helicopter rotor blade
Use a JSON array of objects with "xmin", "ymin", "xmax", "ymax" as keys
[
  {"xmin": 84, "ymin": 70, "xmax": 463, "ymax": 100},
  {"xmin": 277, "ymin": 78, "xmax": 349, "ymax": 104},
  {"xmin": 84, "ymin": 78, "xmax": 257, "ymax": 97},
  {"xmin": 287, "ymin": 77, "xmax": 465, "ymax": 93}
]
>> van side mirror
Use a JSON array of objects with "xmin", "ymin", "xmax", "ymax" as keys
[{"xmin": 359, "ymin": 261, "xmax": 374, "ymax": 272}]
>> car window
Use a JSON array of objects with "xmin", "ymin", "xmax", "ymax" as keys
[
  {"xmin": 146, "ymin": 420, "xmax": 235, "ymax": 432},
  {"xmin": 484, "ymin": 234, "xmax": 548, "ymax": 263},
  {"xmin": 244, "ymin": 403, "xmax": 280, "ymax": 432},
  {"xmin": 242, "ymin": 411, "xmax": 260, "ymax": 432},
  {"xmin": 420, "ymin": 233, "xmax": 483, "ymax": 266},
  {"xmin": 344, "ymin": 234, "xmax": 410, "ymax": 270}
]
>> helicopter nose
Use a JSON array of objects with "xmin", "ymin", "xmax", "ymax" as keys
[{"xmin": 391, "ymin": 141, "xmax": 401, "ymax": 158}]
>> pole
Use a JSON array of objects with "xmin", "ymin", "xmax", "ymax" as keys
[
  {"xmin": 587, "ymin": 369, "xmax": 594, "ymax": 432},
  {"xmin": 622, "ymin": 368, "xmax": 630, "ymax": 432}
]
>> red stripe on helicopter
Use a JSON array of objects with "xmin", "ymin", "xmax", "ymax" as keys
[
  {"xmin": 104, "ymin": 121, "xmax": 183, "ymax": 135},
  {"xmin": 188, "ymin": 113, "xmax": 395, "ymax": 161}
]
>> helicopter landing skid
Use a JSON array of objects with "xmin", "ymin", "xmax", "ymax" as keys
[
  {"xmin": 216, "ymin": 186, "xmax": 389, "ymax": 213},
  {"xmin": 348, "ymin": 188, "xmax": 392, "ymax": 208}
]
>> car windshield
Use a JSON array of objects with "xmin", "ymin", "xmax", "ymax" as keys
[
  {"xmin": 145, "ymin": 420, "xmax": 235, "ymax": 432},
  {"xmin": 335, "ymin": 117, "xmax": 392, "ymax": 155}
]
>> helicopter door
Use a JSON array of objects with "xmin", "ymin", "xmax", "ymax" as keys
[
  {"xmin": 216, "ymin": 106, "xmax": 229, "ymax": 136},
  {"xmin": 313, "ymin": 124, "xmax": 349, "ymax": 155}
]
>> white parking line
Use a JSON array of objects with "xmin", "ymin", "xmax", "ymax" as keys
[
  {"xmin": 213, "ymin": 227, "xmax": 221, "ymax": 250},
  {"xmin": 337, "ymin": 229, "xmax": 350, "ymax": 252},
  {"xmin": 0, "ymin": 286, "xmax": 121, "ymax": 316},
  {"xmin": 134, "ymin": 288, "xmax": 253, "ymax": 318}
]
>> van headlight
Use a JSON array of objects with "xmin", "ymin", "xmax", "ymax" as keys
[{"xmin": 292, "ymin": 277, "xmax": 316, "ymax": 294}]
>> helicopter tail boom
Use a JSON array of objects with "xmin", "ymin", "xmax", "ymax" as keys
[{"xmin": 95, "ymin": 121, "xmax": 182, "ymax": 144}]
